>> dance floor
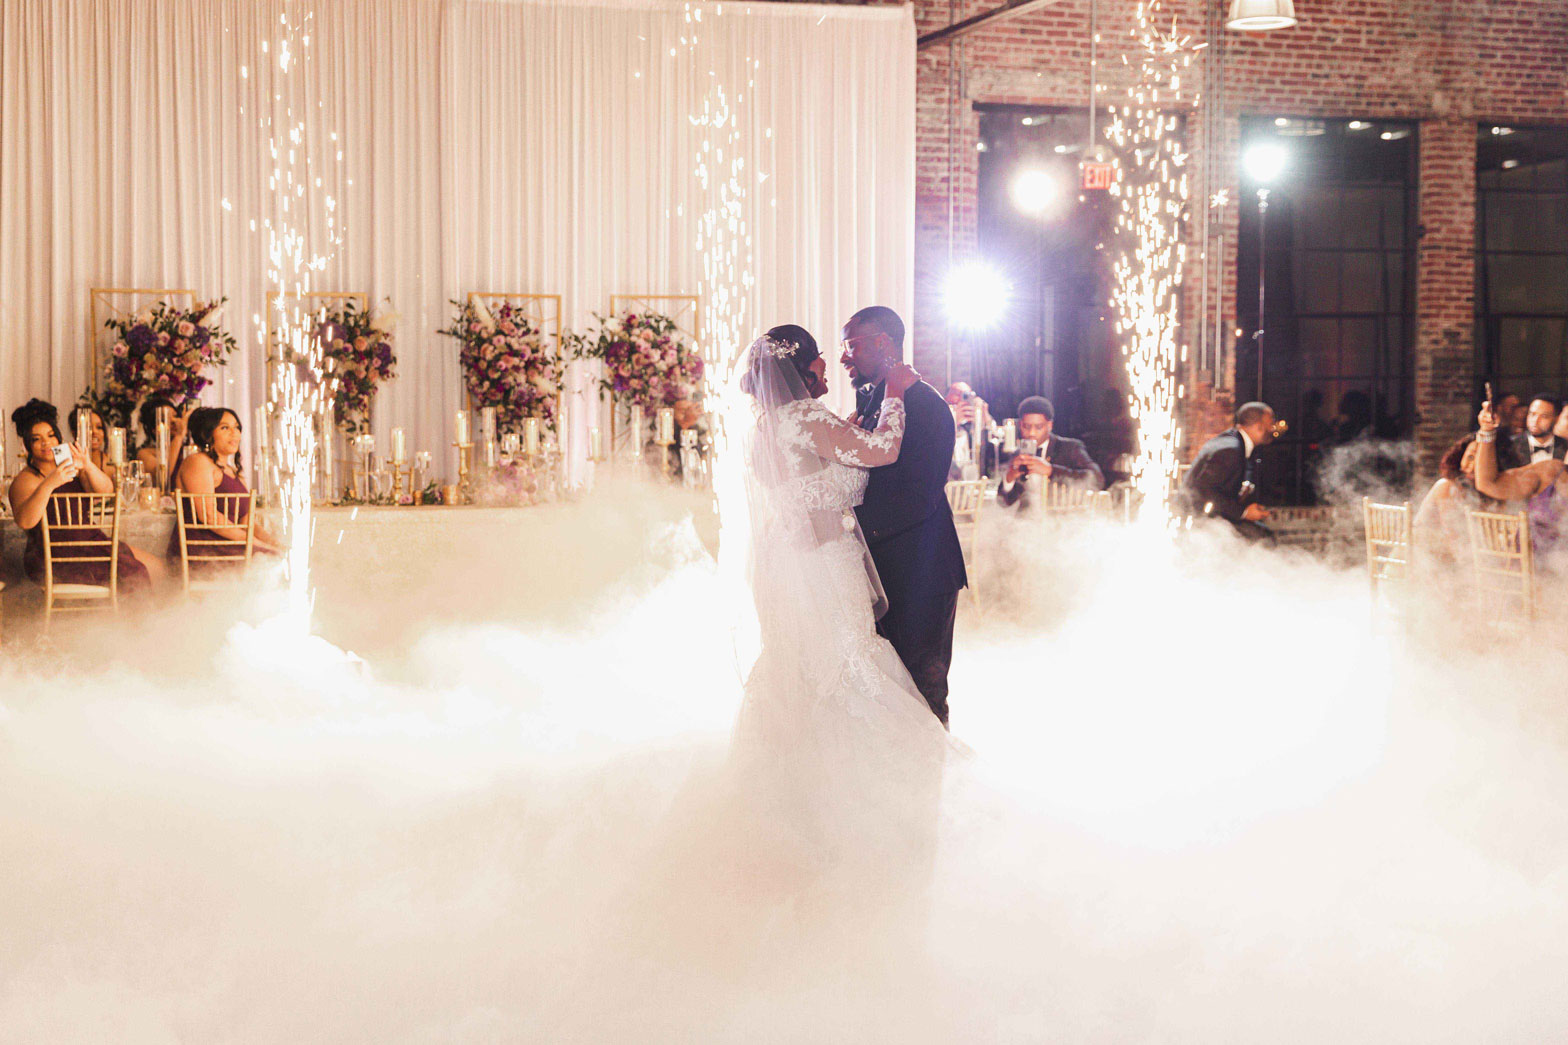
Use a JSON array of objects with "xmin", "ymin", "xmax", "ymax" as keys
[{"xmin": 2, "ymin": 483, "xmax": 1567, "ymax": 1042}]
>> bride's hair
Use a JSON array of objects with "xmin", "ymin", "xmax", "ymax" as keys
[{"xmin": 740, "ymin": 324, "xmax": 820, "ymax": 398}]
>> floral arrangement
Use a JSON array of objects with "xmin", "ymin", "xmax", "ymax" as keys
[
  {"xmin": 103, "ymin": 298, "xmax": 237, "ymax": 421},
  {"xmin": 316, "ymin": 299, "xmax": 397, "ymax": 434},
  {"xmin": 572, "ymin": 310, "xmax": 705, "ymax": 412},
  {"xmin": 439, "ymin": 299, "xmax": 562, "ymax": 433}
]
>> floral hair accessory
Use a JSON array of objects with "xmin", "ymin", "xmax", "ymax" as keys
[{"xmin": 761, "ymin": 335, "xmax": 798, "ymax": 359}]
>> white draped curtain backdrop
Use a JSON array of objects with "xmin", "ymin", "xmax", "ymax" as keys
[{"xmin": 0, "ymin": 0, "xmax": 914, "ymax": 473}]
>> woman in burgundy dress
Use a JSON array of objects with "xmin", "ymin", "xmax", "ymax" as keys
[
  {"xmin": 167, "ymin": 407, "xmax": 284, "ymax": 569},
  {"xmin": 7, "ymin": 398, "xmax": 159, "ymax": 592}
]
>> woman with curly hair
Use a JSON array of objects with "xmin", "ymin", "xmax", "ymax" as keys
[{"xmin": 7, "ymin": 398, "xmax": 162, "ymax": 593}]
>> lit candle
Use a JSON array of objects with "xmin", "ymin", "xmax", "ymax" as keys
[
  {"xmin": 75, "ymin": 409, "xmax": 91, "ymax": 452},
  {"xmin": 479, "ymin": 406, "xmax": 497, "ymax": 446},
  {"xmin": 108, "ymin": 427, "xmax": 127, "ymax": 466},
  {"xmin": 629, "ymin": 404, "xmax": 644, "ymax": 459},
  {"xmin": 523, "ymin": 416, "xmax": 541, "ymax": 457},
  {"xmin": 1002, "ymin": 419, "xmax": 1018, "ymax": 453},
  {"xmin": 455, "ymin": 409, "xmax": 470, "ymax": 446},
  {"xmin": 588, "ymin": 426, "xmax": 602, "ymax": 460},
  {"xmin": 657, "ymin": 407, "xmax": 675, "ymax": 445},
  {"xmin": 391, "ymin": 426, "xmax": 407, "ymax": 465}
]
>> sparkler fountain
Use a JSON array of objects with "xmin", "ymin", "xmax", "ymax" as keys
[
  {"xmin": 1105, "ymin": 1, "xmax": 1201, "ymax": 524},
  {"xmin": 252, "ymin": 1, "xmax": 343, "ymax": 627}
]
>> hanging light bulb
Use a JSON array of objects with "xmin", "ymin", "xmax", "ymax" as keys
[{"xmin": 1226, "ymin": 0, "xmax": 1297, "ymax": 31}]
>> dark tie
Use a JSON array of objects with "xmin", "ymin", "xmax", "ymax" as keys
[{"xmin": 856, "ymin": 383, "xmax": 882, "ymax": 432}]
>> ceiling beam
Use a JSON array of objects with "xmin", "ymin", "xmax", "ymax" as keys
[{"xmin": 916, "ymin": 0, "xmax": 1062, "ymax": 51}]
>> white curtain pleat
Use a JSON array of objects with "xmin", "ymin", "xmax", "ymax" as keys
[{"xmin": 0, "ymin": 0, "xmax": 913, "ymax": 469}]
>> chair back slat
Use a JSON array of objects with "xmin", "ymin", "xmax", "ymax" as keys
[
  {"xmin": 1465, "ymin": 508, "xmax": 1535, "ymax": 621},
  {"xmin": 944, "ymin": 479, "xmax": 986, "ymax": 520},
  {"xmin": 1041, "ymin": 481, "xmax": 1096, "ymax": 513},
  {"xmin": 40, "ymin": 492, "xmax": 122, "ymax": 620},
  {"xmin": 175, "ymin": 490, "xmax": 256, "ymax": 592},
  {"xmin": 1362, "ymin": 497, "xmax": 1413, "ymax": 583}
]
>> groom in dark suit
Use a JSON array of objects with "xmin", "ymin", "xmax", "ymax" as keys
[{"xmin": 843, "ymin": 306, "xmax": 968, "ymax": 727}]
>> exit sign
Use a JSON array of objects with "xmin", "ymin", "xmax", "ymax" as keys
[{"xmin": 1080, "ymin": 160, "xmax": 1119, "ymax": 190}]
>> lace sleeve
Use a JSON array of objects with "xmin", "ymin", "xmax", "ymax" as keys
[{"xmin": 798, "ymin": 397, "xmax": 905, "ymax": 468}]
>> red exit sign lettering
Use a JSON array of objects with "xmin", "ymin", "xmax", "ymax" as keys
[{"xmin": 1080, "ymin": 161, "xmax": 1119, "ymax": 190}]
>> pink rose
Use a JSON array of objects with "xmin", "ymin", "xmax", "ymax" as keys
[
  {"xmin": 112, "ymin": 341, "xmax": 129, "ymax": 358},
  {"xmin": 176, "ymin": 320, "xmax": 195, "ymax": 337},
  {"xmin": 469, "ymin": 322, "xmax": 483, "ymax": 334},
  {"xmin": 156, "ymin": 331, "xmax": 171, "ymax": 346}
]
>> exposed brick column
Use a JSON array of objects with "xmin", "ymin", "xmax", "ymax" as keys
[{"xmin": 1412, "ymin": 119, "xmax": 1476, "ymax": 482}]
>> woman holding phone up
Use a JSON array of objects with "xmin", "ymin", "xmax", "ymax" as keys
[{"xmin": 7, "ymin": 398, "xmax": 162, "ymax": 592}]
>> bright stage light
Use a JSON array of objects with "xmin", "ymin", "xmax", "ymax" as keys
[
  {"xmin": 1243, "ymin": 142, "xmax": 1289, "ymax": 184},
  {"xmin": 944, "ymin": 261, "xmax": 1010, "ymax": 331},
  {"xmin": 1010, "ymin": 167, "xmax": 1059, "ymax": 216}
]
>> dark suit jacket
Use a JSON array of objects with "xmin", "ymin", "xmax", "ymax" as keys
[
  {"xmin": 854, "ymin": 380, "xmax": 968, "ymax": 604},
  {"xmin": 1511, "ymin": 431, "xmax": 1568, "ymax": 464},
  {"xmin": 1181, "ymin": 428, "xmax": 1259, "ymax": 523},
  {"xmin": 996, "ymin": 435, "xmax": 1104, "ymax": 507}
]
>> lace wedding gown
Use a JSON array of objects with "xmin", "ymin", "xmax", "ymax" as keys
[{"xmin": 729, "ymin": 393, "xmax": 949, "ymax": 871}]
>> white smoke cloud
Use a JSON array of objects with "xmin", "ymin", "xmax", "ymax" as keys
[{"xmin": 1, "ymin": 483, "xmax": 1566, "ymax": 1042}]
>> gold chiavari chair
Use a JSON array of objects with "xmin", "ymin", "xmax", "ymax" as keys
[
  {"xmin": 1362, "ymin": 497, "xmax": 1412, "ymax": 609},
  {"xmin": 945, "ymin": 479, "xmax": 987, "ymax": 603},
  {"xmin": 1039, "ymin": 481, "xmax": 1098, "ymax": 514},
  {"xmin": 175, "ymin": 490, "xmax": 256, "ymax": 593},
  {"xmin": 1465, "ymin": 508, "xmax": 1535, "ymax": 624},
  {"xmin": 40, "ymin": 492, "xmax": 123, "ymax": 622}
]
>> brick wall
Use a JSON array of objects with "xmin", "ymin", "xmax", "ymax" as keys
[{"xmin": 908, "ymin": 0, "xmax": 1568, "ymax": 476}]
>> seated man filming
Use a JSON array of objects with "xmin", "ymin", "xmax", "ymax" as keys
[{"xmin": 997, "ymin": 395, "xmax": 1104, "ymax": 510}]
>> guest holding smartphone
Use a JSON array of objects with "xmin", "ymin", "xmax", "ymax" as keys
[{"xmin": 7, "ymin": 398, "xmax": 161, "ymax": 591}]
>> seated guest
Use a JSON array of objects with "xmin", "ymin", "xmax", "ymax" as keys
[
  {"xmin": 668, "ymin": 397, "xmax": 710, "ymax": 479},
  {"xmin": 945, "ymin": 382, "xmax": 983, "ymax": 479},
  {"xmin": 66, "ymin": 404, "xmax": 110, "ymax": 476},
  {"xmin": 1180, "ymin": 401, "xmax": 1277, "ymax": 542},
  {"xmin": 1513, "ymin": 395, "xmax": 1567, "ymax": 464},
  {"xmin": 1473, "ymin": 401, "xmax": 1568, "ymax": 566},
  {"xmin": 996, "ymin": 395, "xmax": 1104, "ymax": 509},
  {"xmin": 168, "ymin": 406, "xmax": 284, "ymax": 564},
  {"xmin": 1414, "ymin": 433, "xmax": 1508, "ymax": 562},
  {"xmin": 135, "ymin": 394, "xmax": 190, "ymax": 490},
  {"xmin": 1495, "ymin": 392, "xmax": 1523, "ymax": 437},
  {"xmin": 7, "ymin": 398, "xmax": 159, "ymax": 591}
]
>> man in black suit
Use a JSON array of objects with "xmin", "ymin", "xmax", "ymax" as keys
[
  {"xmin": 844, "ymin": 306, "xmax": 968, "ymax": 728},
  {"xmin": 996, "ymin": 395, "xmax": 1104, "ymax": 509},
  {"xmin": 1511, "ymin": 395, "xmax": 1568, "ymax": 465},
  {"xmin": 1180, "ymin": 400, "xmax": 1278, "ymax": 542}
]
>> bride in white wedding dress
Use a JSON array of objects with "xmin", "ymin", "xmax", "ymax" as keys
[{"xmin": 726, "ymin": 325, "xmax": 952, "ymax": 865}]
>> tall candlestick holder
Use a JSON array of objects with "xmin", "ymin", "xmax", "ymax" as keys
[{"xmin": 454, "ymin": 441, "xmax": 474, "ymax": 502}]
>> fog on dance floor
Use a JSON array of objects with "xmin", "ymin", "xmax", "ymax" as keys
[{"xmin": 2, "ymin": 478, "xmax": 1567, "ymax": 1043}]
